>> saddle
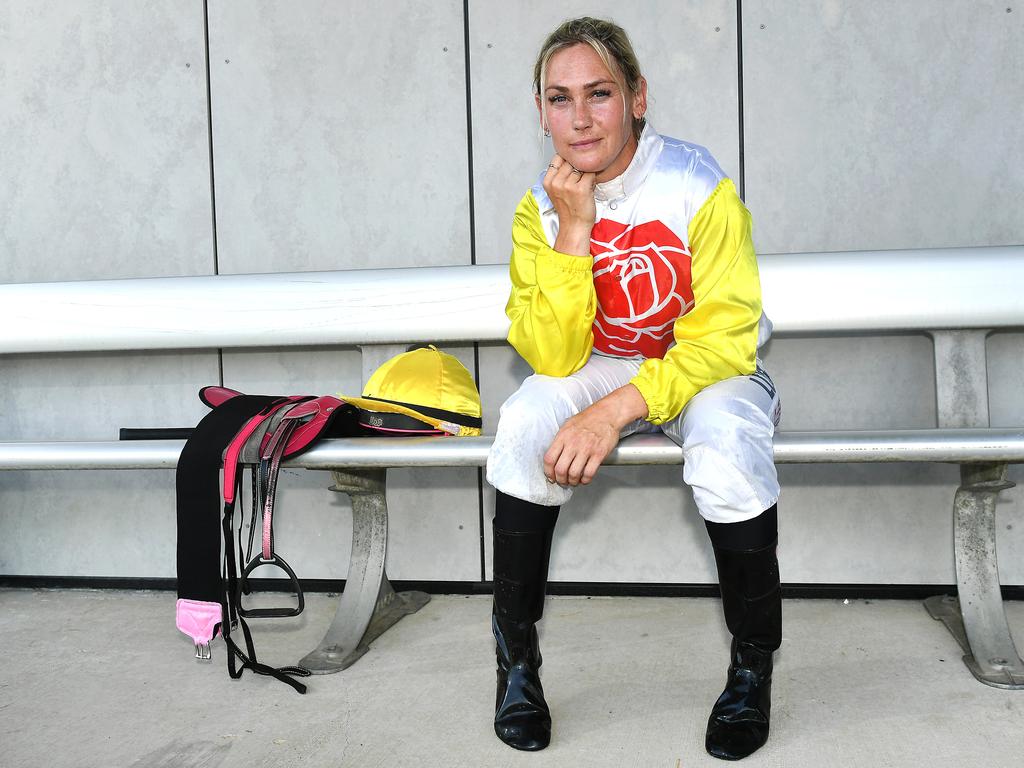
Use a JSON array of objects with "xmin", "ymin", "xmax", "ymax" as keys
[
  {"xmin": 173, "ymin": 345, "xmax": 484, "ymax": 693},
  {"xmin": 176, "ymin": 389, "xmax": 363, "ymax": 693}
]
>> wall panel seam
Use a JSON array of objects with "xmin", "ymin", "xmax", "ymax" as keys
[
  {"xmin": 463, "ymin": 0, "xmax": 486, "ymax": 581},
  {"xmin": 202, "ymin": 0, "xmax": 219, "ymax": 275},
  {"xmin": 736, "ymin": 0, "xmax": 746, "ymax": 199},
  {"xmin": 202, "ymin": 1, "xmax": 224, "ymax": 385}
]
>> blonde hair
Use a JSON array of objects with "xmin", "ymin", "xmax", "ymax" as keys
[{"xmin": 534, "ymin": 17, "xmax": 646, "ymax": 140}]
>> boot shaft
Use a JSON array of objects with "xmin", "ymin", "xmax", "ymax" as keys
[
  {"xmin": 705, "ymin": 505, "xmax": 782, "ymax": 653},
  {"xmin": 491, "ymin": 491, "xmax": 558, "ymax": 627},
  {"xmin": 492, "ymin": 525, "xmax": 555, "ymax": 627}
]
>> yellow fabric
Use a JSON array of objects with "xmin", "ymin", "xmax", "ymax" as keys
[
  {"xmin": 630, "ymin": 178, "xmax": 761, "ymax": 423},
  {"xmin": 506, "ymin": 191, "xmax": 597, "ymax": 377}
]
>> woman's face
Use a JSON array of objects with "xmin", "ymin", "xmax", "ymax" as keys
[{"xmin": 537, "ymin": 43, "xmax": 647, "ymax": 183}]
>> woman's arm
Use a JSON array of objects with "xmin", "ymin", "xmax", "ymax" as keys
[
  {"xmin": 630, "ymin": 178, "xmax": 762, "ymax": 424},
  {"xmin": 543, "ymin": 382, "xmax": 648, "ymax": 486},
  {"xmin": 505, "ymin": 158, "xmax": 600, "ymax": 376}
]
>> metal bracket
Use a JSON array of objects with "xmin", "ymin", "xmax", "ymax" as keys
[
  {"xmin": 925, "ymin": 330, "xmax": 1024, "ymax": 688},
  {"xmin": 925, "ymin": 462, "xmax": 1024, "ymax": 689},
  {"xmin": 298, "ymin": 468, "xmax": 430, "ymax": 673},
  {"xmin": 929, "ymin": 330, "xmax": 991, "ymax": 430}
]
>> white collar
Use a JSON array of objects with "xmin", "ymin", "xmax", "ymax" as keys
[{"xmin": 593, "ymin": 122, "xmax": 663, "ymax": 203}]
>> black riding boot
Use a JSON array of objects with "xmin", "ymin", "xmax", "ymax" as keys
[
  {"xmin": 704, "ymin": 505, "xmax": 782, "ymax": 761},
  {"xmin": 491, "ymin": 491, "xmax": 558, "ymax": 751}
]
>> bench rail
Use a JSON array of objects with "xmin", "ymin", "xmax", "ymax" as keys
[
  {"xmin": 1, "ymin": 429, "xmax": 1024, "ymax": 471},
  {"xmin": 1, "ymin": 246, "xmax": 1022, "ymax": 354}
]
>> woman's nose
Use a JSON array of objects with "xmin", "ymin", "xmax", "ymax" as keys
[{"xmin": 572, "ymin": 102, "xmax": 591, "ymax": 129}]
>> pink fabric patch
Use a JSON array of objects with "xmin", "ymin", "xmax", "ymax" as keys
[{"xmin": 175, "ymin": 599, "xmax": 222, "ymax": 645}]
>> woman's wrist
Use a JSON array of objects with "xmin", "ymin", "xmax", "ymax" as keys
[
  {"xmin": 590, "ymin": 384, "xmax": 650, "ymax": 430},
  {"xmin": 553, "ymin": 221, "xmax": 594, "ymax": 256}
]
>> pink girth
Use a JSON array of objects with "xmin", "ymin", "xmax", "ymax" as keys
[{"xmin": 176, "ymin": 598, "xmax": 222, "ymax": 660}]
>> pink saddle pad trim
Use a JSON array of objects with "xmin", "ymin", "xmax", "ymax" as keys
[
  {"xmin": 199, "ymin": 386, "xmax": 244, "ymax": 409},
  {"xmin": 282, "ymin": 396, "xmax": 346, "ymax": 455},
  {"xmin": 175, "ymin": 599, "xmax": 222, "ymax": 645}
]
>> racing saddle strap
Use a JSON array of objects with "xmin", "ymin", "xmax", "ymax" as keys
[
  {"xmin": 220, "ymin": 476, "xmax": 310, "ymax": 695},
  {"xmin": 235, "ymin": 405, "xmax": 306, "ymax": 620}
]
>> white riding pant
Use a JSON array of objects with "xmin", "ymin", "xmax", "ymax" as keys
[{"xmin": 486, "ymin": 354, "xmax": 781, "ymax": 523}]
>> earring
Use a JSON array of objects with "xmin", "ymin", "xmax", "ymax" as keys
[{"xmin": 543, "ymin": 128, "xmax": 550, "ymax": 137}]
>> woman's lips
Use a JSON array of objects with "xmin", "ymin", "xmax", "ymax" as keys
[{"xmin": 571, "ymin": 138, "xmax": 601, "ymax": 150}]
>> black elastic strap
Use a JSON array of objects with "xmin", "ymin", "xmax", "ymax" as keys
[
  {"xmin": 704, "ymin": 504, "xmax": 778, "ymax": 553},
  {"xmin": 120, "ymin": 427, "xmax": 194, "ymax": 440},
  {"xmin": 224, "ymin": 620, "xmax": 310, "ymax": 694},
  {"xmin": 357, "ymin": 408, "xmax": 444, "ymax": 434},
  {"xmin": 360, "ymin": 395, "xmax": 483, "ymax": 429}
]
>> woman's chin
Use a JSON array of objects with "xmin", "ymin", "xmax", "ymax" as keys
[{"xmin": 561, "ymin": 155, "xmax": 605, "ymax": 174}]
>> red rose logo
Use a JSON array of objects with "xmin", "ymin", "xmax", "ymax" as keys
[{"xmin": 590, "ymin": 219, "xmax": 693, "ymax": 359}]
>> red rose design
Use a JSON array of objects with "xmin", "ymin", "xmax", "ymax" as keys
[{"xmin": 590, "ymin": 219, "xmax": 693, "ymax": 359}]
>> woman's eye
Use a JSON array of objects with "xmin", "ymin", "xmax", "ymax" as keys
[
  {"xmin": 548, "ymin": 94, "xmax": 568, "ymax": 104},
  {"xmin": 591, "ymin": 90, "xmax": 612, "ymax": 99}
]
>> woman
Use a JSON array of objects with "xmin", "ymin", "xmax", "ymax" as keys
[{"xmin": 485, "ymin": 17, "xmax": 782, "ymax": 761}]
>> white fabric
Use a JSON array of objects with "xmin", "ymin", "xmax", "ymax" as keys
[{"xmin": 486, "ymin": 354, "xmax": 781, "ymax": 523}]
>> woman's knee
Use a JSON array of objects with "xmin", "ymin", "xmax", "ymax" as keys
[
  {"xmin": 495, "ymin": 374, "xmax": 581, "ymax": 440},
  {"xmin": 677, "ymin": 389, "xmax": 780, "ymax": 523},
  {"xmin": 487, "ymin": 376, "xmax": 580, "ymax": 507}
]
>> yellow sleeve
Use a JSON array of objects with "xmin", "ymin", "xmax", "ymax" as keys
[
  {"xmin": 505, "ymin": 191, "xmax": 597, "ymax": 376},
  {"xmin": 630, "ymin": 178, "xmax": 761, "ymax": 423}
]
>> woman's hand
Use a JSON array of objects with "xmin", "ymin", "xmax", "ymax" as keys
[
  {"xmin": 543, "ymin": 384, "xmax": 649, "ymax": 486},
  {"xmin": 543, "ymin": 154, "xmax": 597, "ymax": 256}
]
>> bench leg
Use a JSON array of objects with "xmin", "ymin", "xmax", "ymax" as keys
[
  {"xmin": 297, "ymin": 468, "xmax": 430, "ymax": 674},
  {"xmin": 925, "ymin": 463, "xmax": 1024, "ymax": 689}
]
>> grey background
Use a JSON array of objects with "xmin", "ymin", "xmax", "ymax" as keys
[{"xmin": 1, "ymin": 0, "xmax": 1021, "ymax": 586}]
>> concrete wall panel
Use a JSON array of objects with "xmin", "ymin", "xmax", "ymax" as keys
[
  {"xmin": 0, "ymin": 470, "xmax": 178, "ymax": 576},
  {"xmin": 738, "ymin": 0, "xmax": 1024, "ymax": 586},
  {"xmin": 743, "ymin": 0, "xmax": 1024, "ymax": 253},
  {"xmin": 0, "ymin": 351, "xmax": 219, "ymax": 576},
  {"xmin": 0, "ymin": 1, "xmax": 216, "ymax": 576},
  {"xmin": 207, "ymin": 0, "xmax": 471, "ymax": 274},
  {"xmin": 0, "ymin": 0, "xmax": 214, "ymax": 282}
]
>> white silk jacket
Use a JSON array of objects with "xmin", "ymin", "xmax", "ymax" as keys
[{"xmin": 506, "ymin": 123, "xmax": 772, "ymax": 424}]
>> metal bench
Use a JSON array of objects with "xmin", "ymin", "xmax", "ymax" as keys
[{"xmin": 2, "ymin": 245, "xmax": 1023, "ymax": 687}]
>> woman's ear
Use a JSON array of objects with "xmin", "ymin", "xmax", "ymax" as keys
[
  {"xmin": 632, "ymin": 76, "xmax": 648, "ymax": 120},
  {"xmin": 535, "ymin": 93, "xmax": 547, "ymax": 133}
]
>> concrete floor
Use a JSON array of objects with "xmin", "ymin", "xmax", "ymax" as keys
[{"xmin": 1, "ymin": 588, "xmax": 1022, "ymax": 768}]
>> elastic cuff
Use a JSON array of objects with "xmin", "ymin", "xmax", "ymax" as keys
[
  {"xmin": 537, "ymin": 245, "xmax": 595, "ymax": 274},
  {"xmin": 495, "ymin": 490, "xmax": 560, "ymax": 532},
  {"xmin": 628, "ymin": 374, "xmax": 666, "ymax": 424}
]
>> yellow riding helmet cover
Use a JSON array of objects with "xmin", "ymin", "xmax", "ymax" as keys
[{"xmin": 339, "ymin": 345, "xmax": 482, "ymax": 436}]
